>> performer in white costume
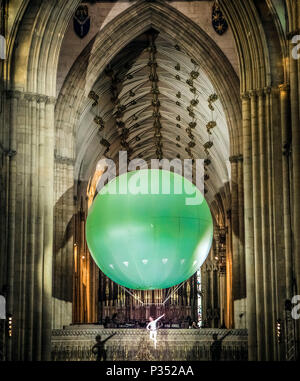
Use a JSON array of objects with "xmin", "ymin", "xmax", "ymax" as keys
[{"xmin": 146, "ymin": 314, "xmax": 165, "ymax": 349}]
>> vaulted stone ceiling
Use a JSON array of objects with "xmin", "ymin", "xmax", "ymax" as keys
[{"xmin": 75, "ymin": 31, "xmax": 230, "ymax": 200}]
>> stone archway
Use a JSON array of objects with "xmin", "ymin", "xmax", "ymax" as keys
[{"xmin": 52, "ymin": 0, "xmax": 242, "ymax": 339}]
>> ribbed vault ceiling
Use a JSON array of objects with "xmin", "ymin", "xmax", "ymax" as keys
[{"xmin": 76, "ymin": 31, "xmax": 230, "ymax": 200}]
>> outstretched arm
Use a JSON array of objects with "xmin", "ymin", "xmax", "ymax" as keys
[
  {"xmin": 103, "ymin": 333, "xmax": 116, "ymax": 344},
  {"xmin": 154, "ymin": 314, "xmax": 165, "ymax": 323},
  {"xmin": 220, "ymin": 330, "xmax": 231, "ymax": 341}
]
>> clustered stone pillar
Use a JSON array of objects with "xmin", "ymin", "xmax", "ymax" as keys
[
  {"xmin": 289, "ymin": 22, "xmax": 300, "ymax": 355},
  {"xmin": 230, "ymin": 154, "xmax": 246, "ymax": 328},
  {"xmin": 52, "ymin": 154, "xmax": 75, "ymax": 330},
  {"xmin": 230, "ymin": 156, "xmax": 239, "ymax": 301},
  {"xmin": 201, "ymin": 219, "xmax": 232, "ymax": 330},
  {"xmin": 4, "ymin": 91, "xmax": 55, "ymax": 360},
  {"xmin": 237, "ymin": 155, "xmax": 245, "ymax": 299},
  {"xmin": 242, "ymin": 86, "xmax": 296, "ymax": 360},
  {"xmin": 242, "ymin": 92, "xmax": 257, "ymax": 360},
  {"xmin": 202, "ymin": 259, "xmax": 220, "ymax": 328},
  {"xmin": 279, "ymin": 84, "xmax": 293, "ymax": 301}
]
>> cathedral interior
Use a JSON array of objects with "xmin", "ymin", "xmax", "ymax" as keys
[{"xmin": 0, "ymin": 0, "xmax": 300, "ymax": 362}]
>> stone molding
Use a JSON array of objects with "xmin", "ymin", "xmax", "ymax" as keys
[
  {"xmin": 241, "ymin": 87, "xmax": 275, "ymax": 99},
  {"xmin": 229, "ymin": 155, "xmax": 243, "ymax": 163},
  {"xmin": 5, "ymin": 90, "xmax": 56, "ymax": 104},
  {"xmin": 54, "ymin": 151, "xmax": 75, "ymax": 166},
  {"xmin": 52, "ymin": 328, "xmax": 248, "ymax": 337}
]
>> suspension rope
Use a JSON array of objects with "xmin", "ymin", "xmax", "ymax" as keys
[
  {"xmin": 118, "ymin": 280, "xmax": 188, "ymax": 307},
  {"xmin": 119, "ymin": 284, "xmax": 144, "ymax": 305},
  {"xmin": 162, "ymin": 280, "xmax": 187, "ymax": 306},
  {"xmin": 164, "ymin": 287, "xmax": 172, "ymax": 302}
]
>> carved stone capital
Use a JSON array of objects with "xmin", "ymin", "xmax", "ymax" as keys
[
  {"xmin": 244, "ymin": 88, "xmax": 272, "ymax": 98},
  {"xmin": 0, "ymin": 143, "xmax": 17, "ymax": 157},
  {"xmin": 46, "ymin": 96, "xmax": 57, "ymax": 105},
  {"xmin": 278, "ymin": 83, "xmax": 290, "ymax": 93},
  {"xmin": 54, "ymin": 151, "xmax": 75, "ymax": 166},
  {"xmin": 256, "ymin": 89, "xmax": 265, "ymax": 97},
  {"xmin": 249, "ymin": 89, "xmax": 257, "ymax": 98},
  {"xmin": 5, "ymin": 90, "xmax": 56, "ymax": 104},
  {"xmin": 229, "ymin": 155, "xmax": 239, "ymax": 163},
  {"xmin": 24, "ymin": 93, "xmax": 36, "ymax": 102},
  {"xmin": 36, "ymin": 94, "xmax": 49, "ymax": 104},
  {"xmin": 240, "ymin": 92, "xmax": 250, "ymax": 101},
  {"xmin": 264, "ymin": 86, "xmax": 272, "ymax": 95}
]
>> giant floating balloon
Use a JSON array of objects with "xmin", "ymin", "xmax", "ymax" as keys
[{"xmin": 86, "ymin": 169, "xmax": 213, "ymax": 290}]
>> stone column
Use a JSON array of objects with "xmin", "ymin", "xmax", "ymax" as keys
[
  {"xmin": 42, "ymin": 96, "xmax": 55, "ymax": 360},
  {"xmin": 229, "ymin": 156, "xmax": 240, "ymax": 302},
  {"xmin": 218, "ymin": 268, "xmax": 223, "ymax": 327},
  {"xmin": 290, "ymin": 37, "xmax": 300, "ymax": 353},
  {"xmin": 3, "ymin": 91, "xmax": 56, "ymax": 360},
  {"xmin": 242, "ymin": 92, "xmax": 257, "ymax": 360},
  {"xmin": 242, "ymin": 85, "xmax": 287, "ymax": 360},
  {"xmin": 226, "ymin": 211, "xmax": 233, "ymax": 329},
  {"xmin": 259, "ymin": 88, "xmax": 273, "ymax": 361},
  {"xmin": 201, "ymin": 265, "xmax": 208, "ymax": 327},
  {"xmin": 237, "ymin": 155, "xmax": 246, "ymax": 299},
  {"xmin": 5, "ymin": 91, "xmax": 20, "ymax": 360},
  {"xmin": 251, "ymin": 90, "xmax": 265, "ymax": 360},
  {"xmin": 279, "ymin": 84, "xmax": 293, "ymax": 299}
]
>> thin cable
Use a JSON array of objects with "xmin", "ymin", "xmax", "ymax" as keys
[
  {"xmin": 163, "ymin": 284, "xmax": 180, "ymax": 306},
  {"xmin": 164, "ymin": 287, "xmax": 172, "ymax": 302},
  {"xmin": 162, "ymin": 280, "xmax": 187, "ymax": 305},
  {"xmin": 119, "ymin": 281, "xmax": 188, "ymax": 307},
  {"xmin": 119, "ymin": 284, "xmax": 144, "ymax": 305}
]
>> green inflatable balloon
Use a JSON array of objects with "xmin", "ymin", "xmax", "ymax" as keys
[{"xmin": 86, "ymin": 169, "xmax": 213, "ymax": 290}]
